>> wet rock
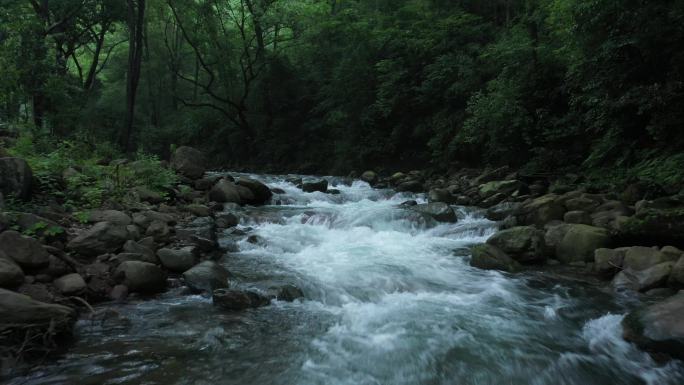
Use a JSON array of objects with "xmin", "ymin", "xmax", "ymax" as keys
[
  {"xmin": 209, "ymin": 179, "xmax": 242, "ymax": 204},
  {"xmin": 516, "ymin": 194, "xmax": 565, "ymax": 227},
  {"xmin": 556, "ymin": 224, "xmax": 611, "ymax": 264},
  {"xmin": 594, "ymin": 247, "xmax": 629, "ymax": 276},
  {"xmin": 0, "ymin": 287, "xmax": 75, "ymax": 332},
  {"xmin": 0, "ymin": 230, "xmax": 50, "ymax": 269},
  {"xmin": 486, "ymin": 226, "xmax": 546, "ymax": 263},
  {"xmin": 112, "ymin": 252, "xmax": 158, "ymax": 265},
  {"xmin": 361, "ymin": 170, "xmax": 378, "ymax": 185},
  {"xmin": 470, "ymin": 244, "xmax": 520, "ymax": 272},
  {"xmin": 618, "ymin": 196, "xmax": 684, "ymax": 245},
  {"xmin": 67, "ymin": 222, "xmax": 129, "ymax": 257},
  {"xmin": 0, "ymin": 254, "xmax": 24, "ymax": 288},
  {"xmin": 268, "ymin": 284, "xmax": 304, "ymax": 302},
  {"xmin": 194, "ymin": 175, "xmax": 221, "ymax": 191},
  {"xmin": 182, "ymin": 261, "xmax": 230, "ymax": 293},
  {"xmin": 396, "ymin": 180, "xmax": 424, "ymax": 193},
  {"xmin": 13, "ymin": 212, "xmax": 64, "ymax": 240},
  {"xmin": 110, "ymin": 284, "xmax": 129, "ymax": 301},
  {"xmin": 668, "ymin": 256, "xmax": 684, "ymax": 288},
  {"xmin": 622, "ymin": 291, "xmax": 684, "ymax": 360},
  {"xmin": 85, "ymin": 210, "xmax": 132, "ymax": 226},
  {"xmin": 0, "ymin": 157, "xmax": 33, "ymax": 200},
  {"xmin": 53, "ymin": 273, "xmax": 86, "ymax": 295},
  {"xmin": 132, "ymin": 211, "xmax": 176, "ymax": 228},
  {"xmin": 133, "ymin": 186, "xmax": 164, "ymax": 204},
  {"xmin": 157, "ymin": 246, "xmax": 198, "ymax": 273},
  {"xmin": 302, "ymin": 179, "xmax": 328, "ymax": 193},
  {"xmin": 114, "ymin": 261, "xmax": 167, "ymax": 294},
  {"xmin": 177, "ymin": 217, "xmax": 217, "ymax": 251},
  {"xmin": 612, "ymin": 262, "xmax": 675, "ymax": 292},
  {"xmin": 212, "ymin": 288, "xmax": 270, "ymax": 310},
  {"xmin": 185, "ymin": 204, "xmax": 212, "ymax": 217},
  {"xmin": 410, "ymin": 202, "xmax": 457, "ymax": 223},
  {"xmin": 327, "ymin": 188, "xmax": 341, "ymax": 195},
  {"xmin": 623, "ymin": 246, "xmax": 676, "ymax": 271},
  {"xmin": 399, "ymin": 200, "xmax": 418, "ymax": 207},
  {"xmin": 565, "ymin": 197, "xmax": 601, "ymax": 212},
  {"xmin": 216, "ymin": 212, "xmax": 239, "ymax": 228},
  {"xmin": 485, "ymin": 202, "xmax": 521, "ymax": 221},
  {"xmin": 237, "ymin": 177, "xmax": 272, "ymax": 205},
  {"xmin": 479, "ymin": 180, "xmax": 526, "ymax": 198},
  {"xmin": 564, "ymin": 210, "xmax": 592, "ymax": 225},
  {"xmin": 170, "ymin": 146, "xmax": 206, "ymax": 180},
  {"xmin": 122, "ymin": 239, "xmax": 156, "ymax": 262}
]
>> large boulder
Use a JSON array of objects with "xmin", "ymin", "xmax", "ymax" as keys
[
  {"xmin": 85, "ymin": 210, "xmax": 131, "ymax": 226},
  {"xmin": 302, "ymin": 179, "xmax": 328, "ymax": 193},
  {"xmin": 170, "ymin": 146, "xmax": 205, "ymax": 179},
  {"xmin": 182, "ymin": 261, "xmax": 230, "ymax": 293},
  {"xmin": 237, "ymin": 177, "xmax": 272, "ymax": 205},
  {"xmin": 67, "ymin": 221, "xmax": 129, "ymax": 257},
  {"xmin": 486, "ymin": 226, "xmax": 546, "ymax": 263},
  {"xmin": 212, "ymin": 288, "xmax": 270, "ymax": 310},
  {"xmin": 470, "ymin": 244, "xmax": 520, "ymax": 272},
  {"xmin": 209, "ymin": 179, "xmax": 242, "ymax": 204},
  {"xmin": 668, "ymin": 256, "xmax": 684, "ymax": 288},
  {"xmin": 556, "ymin": 224, "xmax": 611, "ymax": 263},
  {"xmin": 0, "ymin": 254, "xmax": 24, "ymax": 288},
  {"xmin": 396, "ymin": 180, "xmax": 424, "ymax": 193},
  {"xmin": 622, "ymin": 246, "xmax": 676, "ymax": 271},
  {"xmin": 410, "ymin": 203, "xmax": 457, "ymax": 223},
  {"xmin": 0, "ymin": 157, "xmax": 33, "ymax": 200},
  {"xmin": 618, "ymin": 196, "xmax": 684, "ymax": 245},
  {"xmin": 515, "ymin": 194, "xmax": 565, "ymax": 227},
  {"xmin": 479, "ymin": 180, "xmax": 526, "ymax": 198},
  {"xmin": 0, "ymin": 288, "xmax": 75, "ymax": 332},
  {"xmin": 622, "ymin": 291, "xmax": 684, "ymax": 360},
  {"xmin": 611, "ymin": 262, "xmax": 675, "ymax": 292},
  {"xmin": 157, "ymin": 246, "xmax": 198, "ymax": 273},
  {"xmin": 53, "ymin": 273, "xmax": 87, "ymax": 295},
  {"xmin": 176, "ymin": 217, "xmax": 217, "ymax": 252},
  {"xmin": 360, "ymin": 170, "xmax": 378, "ymax": 185},
  {"xmin": 485, "ymin": 202, "xmax": 521, "ymax": 222},
  {"xmin": 145, "ymin": 220, "xmax": 171, "ymax": 243},
  {"xmin": 114, "ymin": 261, "xmax": 167, "ymax": 294},
  {"xmin": 594, "ymin": 247, "xmax": 630, "ymax": 276},
  {"xmin": 0, "ymin": 230, "xmax": 50, "ymax": 269}
]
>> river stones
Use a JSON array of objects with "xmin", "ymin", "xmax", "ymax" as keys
[
  {"xmin": 209, "ymin": 179, "xmax": 242, "ymax": 204},
  {"xmin": 182, "ymin": 261, "xmax": 230, "ymax": 293},
  {"xmin": 486, "ymin": 226, "xmax": 546, "ymax": 264},
  {"xmin": 267, "ymin": 284, "xmax": 304, "ymax": 302},
  {"xmin": 114, "ymin": 261, "xmax": 167, "ymax": 294},
  {"xmin": 555, "ymin": 224, "xmax": 611, "ymax": 264},
  {"xmin": 611, "ymin": 262, "xmax": 675, "ymax": 292},
  {"xmin": 622, "ymin": 291, "xmax": 684, "ymax": 360},
  {"xmin": 0, "ymin": 288, "xmax": 76, "ymax": 331},
  {"xmin": 53, "ymin": 273, "xmax": 87, "ymax": 295},
  {"xmin": 157, "ymin": 246, "xmax": 198, "ymax": 272},
  {"xmin": 85, "ymin": 210, "xmax": 132, "ymax": 226},
  {"xmin": 361, "ymin": 170, "xmax": 377, "ymax": 185},
  {"xmin": 212, "ymin": 288, "xmax": 270, "ymax": 310},
  {"xmin": 0, "ymin": 254, "xmax": 24, "ymax": 288},
  {"xmin": 0, "ymin": 157, "xmax": 33, "ymax": 200},
  {"xmin": 0, "ymin": 230, "xmax": 50, "ymax": 269},
  {"xmin": 236, "ymin": 177, "xmax": 272, "ymax": 205},
  {"xmin": 410, "ymin": 202, "xmax": 457, "ymax": 223},
  {"xmin": 515, "ymin": 194, "xmax": 565, "ymax": 227},
  {"xmin": 622, "ymin": 246, "xmax": 675, "ymax": 271},
  {"xmin": 302, "ymin": 179, "xmax": 328, "ymax": 193},
  {"xmin": 67, "ymin": 222, "xmax": 129, "ymax": 257},
  {"xmin": 470, "ymin": 244, "xmax": 520, "ymax": 272}
]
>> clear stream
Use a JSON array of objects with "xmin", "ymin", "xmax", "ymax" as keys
[{"xmin": 9, "ymin": 175, "xmax": 684, "ymax": 385}]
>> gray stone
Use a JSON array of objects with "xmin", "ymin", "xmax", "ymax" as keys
[
  {"xmin": 564, "ymin": 210, "xmax": 592, "ymax": 224},
  {"xmin": 237, "ymin": 177, "xmax": 272, "ymax": 205},
  {"xmin": 556, "ymin": 224, "xmax": 611, "ymax": 263},
  {"xmin": 182, "ymin": 261, "xmax": 230, "ymax": 293},
  {"xmin": 0, "ymin": 230, "xmax": 50, "ymax": 268},
  {"xmin": 209, "ymin": 179, "xmax": 242, "ymax": 204},
  {"xmin": 612, "ymin": 262, "xmax": 675, "ymax": 292},
  {"xmin": 0, "ymin": 254, "xmax": 24, "ymax": 288},
  {"xmin": 361, "ymin": 170, "xmax": 377, "ymax": 184},
  {"xmin": 516, "ymin": 194, "xmax": 565, "ymax": 227},
  {"xmin": 67, "ymin": 222, "xmax": 129, "ymax": 257},
  {"xmin": 0, "ymin": 288, "xmax": 75, "ymax": 330},
  {"xmin": 623, "ymin": 246, "xmax": 675, "ymax": 271},
  {"xmin": 146, "ymin": 220, "xmax": 171, "ymax": 243},
  {"xmin": 185, "ymin": 204, "xmax": 212, "ymax": 217},
  {"xmin": 302, "ymin": 179, "xmax": 328, "ymax": 193},
  {"xmin": 86, "ymin": 210, "xmax": 132, "ymax": 225},
  {"xmin": 486, "ymin": 226, "xmax": 546, "ymax": 263},
  {"xmin": 622, "ymin": 291, "xmax": 684, "ymax": 360},
  {"xmin": 212, "ymin": 288, "xmax": 270, "ymax": 310},
  {"xmin": 268, "ymin": 284, "xmax": 304, "ymax": 302},
  {"xmin": 170, "ymin": 146, "xmax": 206, "ymax": 179},
  {"xmin": 114, "ymin": 261, "xmax": 167, "ymax": 294},
  {"xmin": 0, "ymin": 157, "xmax": 33, "ymax": 200},
  {"xmin": 410, "ymin": 202, "xmax": 457, "ymax": 223},
  {"xmin": 594, "ymin": 248, "xmax": 629, "ymax": 276},
  {"xmin": 157, "ymin": 246, "xmax": 197, "ymax": 272},
  {"xmin": 470, "ymin": 244, "xmax": 521, "ymax": 272},
  {"xmin": 53, "ymin": 273, "xmax": 86, "ymax": 294},
  {"xmin": 667, "ymin": 256, "xmax": 684, "ymax": 288}
]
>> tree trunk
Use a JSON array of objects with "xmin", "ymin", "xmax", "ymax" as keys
[{"xmin": 121, "ymin": 0, "xmax": 146, "ymax": 155}]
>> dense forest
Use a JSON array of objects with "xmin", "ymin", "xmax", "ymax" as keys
[{"xmin": 1, "ymin": 0, "xmax": 684, "ymax": 183}]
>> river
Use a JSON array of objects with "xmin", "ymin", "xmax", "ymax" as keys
[{"xmin": 10, "ymin": 174, "xmax": 684, "ymax": 385}]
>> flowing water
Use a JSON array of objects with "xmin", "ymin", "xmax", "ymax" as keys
[{"xmin": 9, "ymin": 175, "xmax": 684, "ymax": 385}]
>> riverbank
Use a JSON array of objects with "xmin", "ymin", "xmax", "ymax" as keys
[{"xmin": 2, "ymin": 148, "xmax": 684, "ymax": 381}]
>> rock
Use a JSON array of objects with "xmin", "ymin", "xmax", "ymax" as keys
[
  {"xmin": 237, "ymin": 177, "xmax": 272, "ymax": 205},
  {"xmin": 594, "ymin": 248, "xmax": 629, "ymax": 276},
  {"xmin": 302, "ymin": 179, "xmax": 328, "ymax": 193},
  {"xmin": 0, "ymin": 287, "xmax": 75, "ymax": 331},
  {"xmin": 185, "ymin": 204, "xmax": 212, "ymax": 217},
  {"xmin": 564, "ymin": 197, "xmax": 601, "ymax": 212},
  {"xmin": 612, "ymin": 262, "xmax": 675, "ymax": 292},
  {"xmin": 14, "ymin": 212, "xmax": 64, "ymax": 239},
  {"xmin": 486, "ymin": 226, "xmax": 546, "ymax": 263},
  {"xmin": 146, "ymin": 220, "xmax": 171, "ymax": 243},
  {"xmin": 361, "ymin": 170, "xmax": 378, "ymax": 185},
  {"xmin": 85, "ymin": 210, "xmax": 132, "ymax": 226},
  {"xmin": 268, "ymin": 284, "xmax": 304, "ymax": 302},
  {"xmin": 133, "ymin": 186, "xmax": 164, "ymax": 204},
  {"xmin": 623, "ymin": 246, "xmax": 676, "ymax": 271},
  {"xmin": 209, "ymin": 179, "xmax": 242, "ymax": 204},
  {"xmin": 126, "ymin": 224, "xmax": 141, "ymax": 240},
  {"xmin": 544, "ymin": 223, "xmax": 571, "ymax": 250},
  {"xmin": 479, "ymin": 180, "xmax": 526, "ymax": 198},
  {"xmin": 470, "ymin": 244, "xmax": 520, "ymax": 272},
  {"xmin": 67, "ymin": 222, "xmax": 129, "ymax": 257},
  {"xmin": 176, "ymin": 217, "xmax": 217, "ymax": 251},
  {"xmin": 112, "ymin": 252, "xmax": 158, "ymax": 265},
  {"xmin": 428, "ymin": 188, "xmax": 457, "ymax": 204},
  {"xmin": 0, "ymin": 254, "xmax": 24, "ymax": 288},
  {"xmin": 132, "ymin": 210, "xmax": 175, "ymax": 228},
  {"xmin": 479, "ymin": 193, "xmax": 506, "ymax": 208},
  {"xmin": 53, "ymin": 273, "xmax": 86, "ymax": 294},
  {"xmin": 396, "ymin": 180, "xmax": 424, "ymax": 193},
  {"xmin": 485, "ymin": 202, "xmax": 521, "ymax": 221},
  {"xmin": 668, "ymin": 256, "xmax": 684, "ymax": 288},
  {"xmin": 515, "ymin": 194, "xmax": 565, "ymax": 227},
  {"xmin": 170, "ymin": 146, "xmax": 206, "ymax": 179},
  {"xmin": 114, "ymin": 261, "xmax": 167, "ymax": 294},
  {"xmin": 216, "ymin": 212, "xmax": 239, "ymax": 228},
  {"xmin": 556, "ymin": 224, "xmax": 611, "ymax": 264},
  {"xmin": 400, "ymin": 200, "xmax": 418, "ymax": 207},
  {"xmin": 182, "ymin": 261, "xmax": 230, "ymax": 293},
  {"xmin": 122, "ymin": 239, "xmax": 156, "ymax": 262},
  {"xmin": 0, "ymin": 230, "xmax": 50, "ymax": 269},
  {"xmin": 618, "ymin": 196, "xmax": 684, "ymax": 245},
  {"xmin": 157, "ymin": 246, "xmax": 198, "ymax": 272},
  {"xmin": 564, "ymin": 210, "xmax": 592, "ymax": 225},
  {"xmin": 0, "ymin": 157, "xmax": 33, "ymax": 200},
  {"xmin": 212, "ymin": 288, "xmax": 270, "ymax": 310},
  {"xmin": 661, "ymin": 246, "xmax": 683, "ymax": 260},
  {"xmin": 622, "ymin": 291, "xmax": 684, "ymax": 360},
  {"xmin": 410, "ymin": 203, "xmax": 457, "ymax": 223},
  {"xmin": 194, "ymin": 175, "xmax": 221, "ymax": 191},
  {"xmin": 110, "ymin": 284, "xmax": 128, "ymax": 301}
]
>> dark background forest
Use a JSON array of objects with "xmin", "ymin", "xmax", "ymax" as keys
[{"xmin": 1, "ymin": 0, "xmax": 684, "ymax": 187}]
